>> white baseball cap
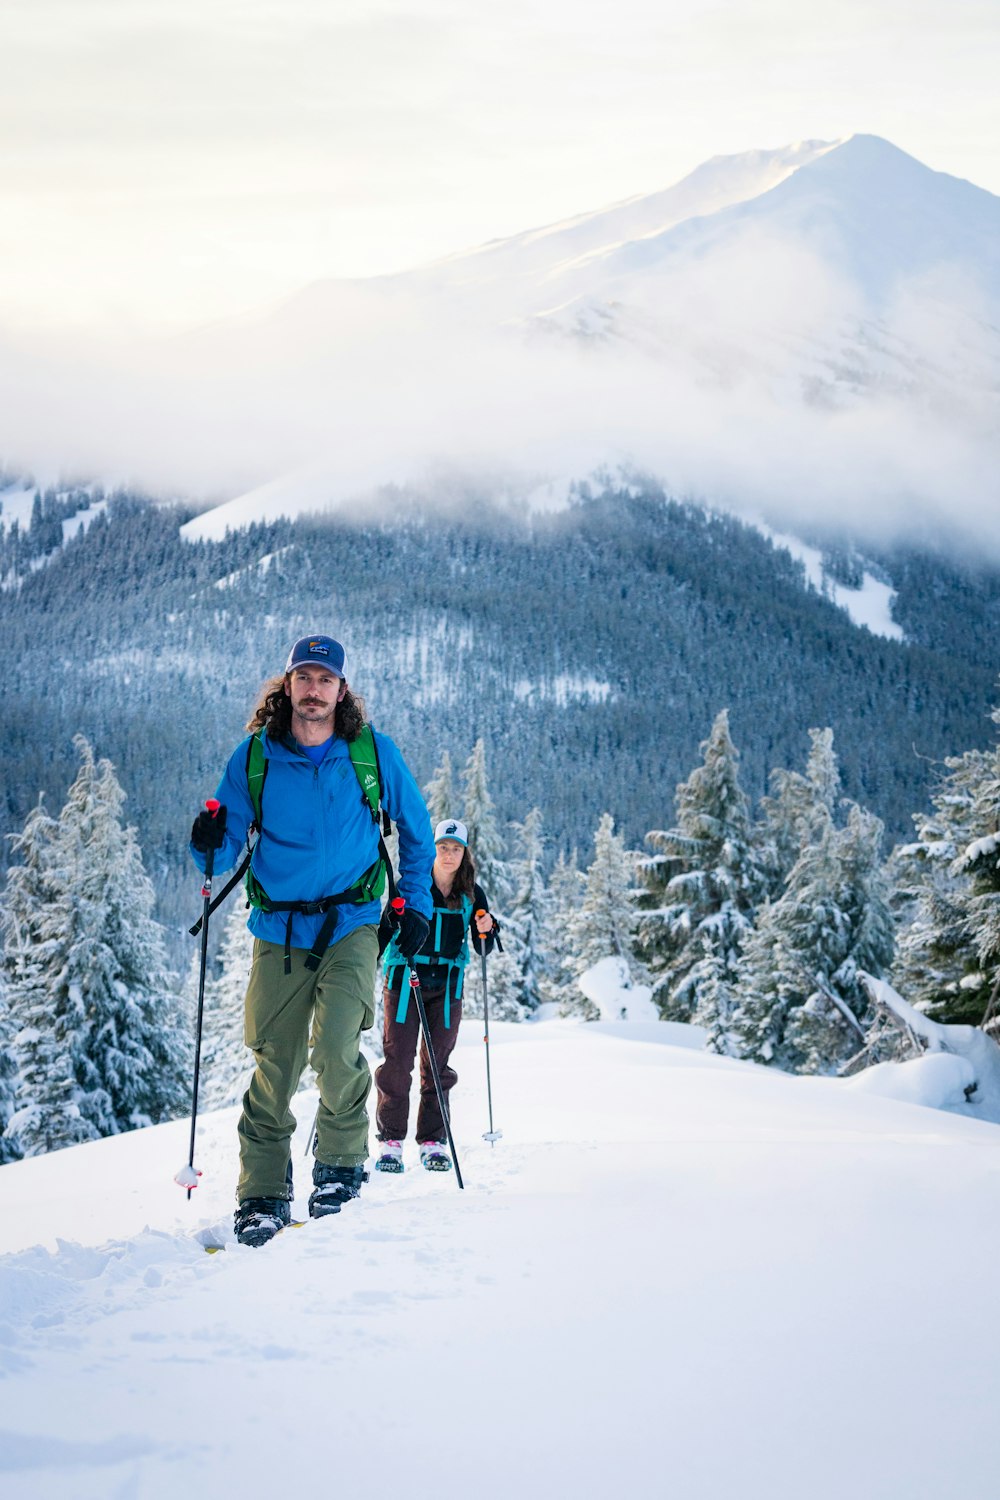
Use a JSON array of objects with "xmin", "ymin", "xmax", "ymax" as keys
[{"xmin": 434, "ymin": 818, "xmax": 468, "ymax": 847}]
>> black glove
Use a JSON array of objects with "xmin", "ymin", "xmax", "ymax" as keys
[
  {"xmin": 396, "ymin": 909, "xmax": 430, "ymax": 963},
  {"xmin": 191, "ymin": 804, "xmax": 228, "ymax": 853}
]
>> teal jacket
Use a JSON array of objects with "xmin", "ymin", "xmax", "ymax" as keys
[{"xmin": 384, "ymin": 879, "xmax": 495, "ymax": 1026}]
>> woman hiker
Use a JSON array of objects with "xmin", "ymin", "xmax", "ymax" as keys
[{"xmin": 374, "ymin": 818, "xmax": 497, "ymax": 1171}]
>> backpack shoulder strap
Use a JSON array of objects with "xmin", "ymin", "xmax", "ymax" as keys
[
  {"xmin": 348, "ymin": 723, "xmax": 391, "ymax": 835},
  {"xmin": 245, "ymin": 729, "xmax": 268, "ymax": 829},
  {"xmin": 190, "ymin": 734, "xmax": 266, "ymax": 937}
]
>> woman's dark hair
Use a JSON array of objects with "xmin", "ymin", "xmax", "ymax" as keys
[{"xmin": 246, "ymin": 675, "xmax": 367, "ymax": 742}]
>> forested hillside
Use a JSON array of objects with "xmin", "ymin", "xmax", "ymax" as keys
[{"xmin": 1, "ymin": 482, "xmax": 997, "ymax": 953}]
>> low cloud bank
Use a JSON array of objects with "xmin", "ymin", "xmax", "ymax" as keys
[{"xmin": 1, "ymin": 232, "xmax": 997, "ymax": 556}]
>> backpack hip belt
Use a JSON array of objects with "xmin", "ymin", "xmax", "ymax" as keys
[{"xmin": 263, "ymin": 861, "xmax": 384, "ymax": 975}]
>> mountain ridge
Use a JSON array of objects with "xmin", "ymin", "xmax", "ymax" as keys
[
  {"xmin": 165, "ymin": 132, "xmax": 1000, "ymax": 555},
  {"xmin": 3, "ymin": 485, "xmax": 998, "ymax": 957},
  {"xmin": 3, "ymin": 135, "xmax": 996, "ymax": 557},
  {"xmin": 260, "ymin": 133, "xmax": 999, "ymax": 323}
]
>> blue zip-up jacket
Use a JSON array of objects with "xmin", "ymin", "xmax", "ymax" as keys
[{"xmin": 190, "ymin": 728, "xmax": 435, "ymax": 950}]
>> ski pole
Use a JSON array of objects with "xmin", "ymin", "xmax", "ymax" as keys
[
  {"xmin": 392, "ymin": 897, "xmax": 464, "ymax": 1190},
  {"xmin": 476, "ymin": 909, "xmax": 502, "ymax": 1145},
  {"xmin": 305, "ymin": 1106, "xmax": 319, "ymax": 1159},
  {"xmin": 175, "ymin": 798, "xmax": 221, "ymax": 1198}
]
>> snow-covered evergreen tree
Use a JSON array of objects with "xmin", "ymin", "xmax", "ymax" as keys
[
  {"xmin": 892, "ymin": 705, "xmax": 1000, "ymax": 1030},
  {"xmin": 0, "ymin": 976, "xmax": 18, "ymax": 1162},
  {"xmin": 474, "ymin": 807, "xmax": 549, "ymax": 1020},
  {"xmin": 198, "ymin": 899, "xmax": 254, "ymax": 1111},
  {"xmin": 461, "ymin": 738, "xmax": 510, "ymax": 908},
  {"xmin": 563, "ymin": 814, "xmax": 642, "ymax": 1018},
  {"xmin": 504, "ymin": 807, "xmax": 551, "ymax": 1014},
  {"xmin": 50, "ymin": 738, "xmax": 190, "ymax": 1136},
  {"xmin": 638, "ymin": 709, "xmax": 764, "ymax": 1032},
  {"xmin": 5, "ymin": 732, "xmax": 193, "ymax": 1140},
  {"xmin": 731, "ymin": 804, "xmax": 894, "ymax": 1073},
  {"xmin": 690, "ymin": 958, "xmax": 739, "ymax": 1055},
  {"xmin": 424, "ymin": 751, "xmax": 457, "ymax": 827},
  {"xmin": 956, "ymin": 820, "xmax": 1000, "ymax": 1030},
  {"xmin": 759, "ymin": 727, "xmax": 842, "ymax": 896},
  {"xmin": 1, "ymin": 796, "xmax": 97, "ymax": 1156},
  {"xmin": 890, "ymin": 772, "xmax": 980, "ymax": 1026},
  {"xmin": 539, "ymin": 848, "xmax": 587, "ymax": 1012}
]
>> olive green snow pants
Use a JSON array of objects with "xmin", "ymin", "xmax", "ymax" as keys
[{"xmin": 236, "ymin": 924, "xmax": 377, "ymax": 1203}]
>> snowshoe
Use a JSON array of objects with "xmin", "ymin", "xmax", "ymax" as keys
[
  {"xmin": 419, "ymin": 1141, "xmax": 452, "ymax": 1172},
  {"xmin": 374, "ymin": 1141, "xmax": 405, "ymax": 1174},
  {"xmin": 234, "ymin": 1196, "xmax": 292, "ymax": 1248},
  {"xmin": 308, "ymin": 1162, "xmax": 369, "ymax": 1218}
]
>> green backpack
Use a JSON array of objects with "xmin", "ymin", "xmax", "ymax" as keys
[
  {"xmin": 243, "ymin": 724, "xmax": 389, "ymax": 911},
  {"xmin": 192, "ymin": 724, "xmax": 396, "ymax": 974}
]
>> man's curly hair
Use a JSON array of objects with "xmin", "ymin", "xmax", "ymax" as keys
[{"xmin": 246, "ymin": 675, "xmax": 367, "ymax": 743}]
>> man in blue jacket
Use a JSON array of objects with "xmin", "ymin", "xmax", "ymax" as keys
[{"xmin": 191, "ymin": 634, "xmax": 435, "ymax": 1247}]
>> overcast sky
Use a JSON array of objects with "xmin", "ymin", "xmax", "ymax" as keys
[{"xmin": 2, "ymin": 0, "xmax": 998, "ymax": 330}]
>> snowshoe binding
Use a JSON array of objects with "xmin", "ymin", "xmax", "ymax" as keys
[
  {"xmin": 234, "ymin": 1196, "xmax": 292, "ymax": 1248},
  {"xmin": 419, "ymin": 1141, "xmax": 452, "ymax": 1172},
  {"xmin": 308, "ymin": 1162, "xmax": 369, "ymax": 1218},
  {"xmin": 374, "ymin": 1141, "xmax": 405, "ymax": 1174}
]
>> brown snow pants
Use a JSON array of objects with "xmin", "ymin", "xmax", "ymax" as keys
[
  {"xmin": 236, "ymin": 924, "xmax": 377, "ymax": 1203},
  {"xmin": 374, "ymin": 979, "xmax": 462, "ymax": 1143}
]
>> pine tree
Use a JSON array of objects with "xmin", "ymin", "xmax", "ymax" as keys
[
  {"xmin": 1, "ymin": 797, "xmax": 97, "ymax": 1156},
  {"xmin": 892, "ymin": 704, "xmax": 1000, "ymax": 1029},
  {"xmin": 504, "ymin": 807, "xmax": 551, "ymax": 1014},
  {"xmin": 638, "ymin": 709, "xmax": 764, "ymax": 1031},
  {"xmin": 563, "ymin": 814, "xmax": 641, "ymax": 1017},
  {"xmin": 198, "ymin": 899, "xmax": 255, "ymax": 1111},
  {"xmin": 424, "ymin": 751, "xmax": 457, "ymax": 827},
  {"xmin": 759, "ymin": 727, "xmax": 842, "ymax": 896},
  {"xmin": 890, "ymin": 768, "xmax": 980, "ymax": 1024},
  {"xmin": 461, "ymin": 738, "xmax": 510, "ymax": 908},
  {"xmin": 691, "ymin": 958, "xmax": 739, "ymax": 1055},
  {"xmin": 957, "ymin": 773, "xmax": 1000, "ymax": 1028},
  {"xmin": 0, "ymin": 975, "xmax": 18, "ymax": 1162},
  {"xmin": 731, "ymin": 804, "xmax": 894, "ymax": 1073},
  {"xmin": 475, "ymin": 807, "xmax": 549, "ymax": 1020},
  {"xmin": 539, "ymin": 848, "xmax": 587, "ymax": 1012},
  {"xmin": 52, "ymin": 738, "xmax": 191, "ymax": 1135}
]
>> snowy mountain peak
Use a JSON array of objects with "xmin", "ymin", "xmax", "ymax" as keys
[
  {"xmin": 758, "ymin": 131, "xmax": 1000, "ymax": 274},
  {"xmin": 93, "ymin": 136, "xmax": 1000, "ymax": 559},
  {"xmin": 403, "ymin": 139, "xmax": 845, "ymax": 295}
]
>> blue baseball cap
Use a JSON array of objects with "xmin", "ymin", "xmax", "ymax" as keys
[{"xmin": 284, "ymin": 635, "xmax": 347, "ymax": 678}]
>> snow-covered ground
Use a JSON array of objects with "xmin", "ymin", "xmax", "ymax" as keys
[
  {"xmin": 0, "ymin": 484, "xmax": 106, "ymax": 542},
  {"xmin": 2, "ymin": 1018, "xmax": 999, "ymax": 1499},
  {"xmin": 0, "ymin": 484, "xmax": 37, "ymax": 531},
  {"xmin": 756, "ymin": 520, "xmax": 904, "ymax": 641}
]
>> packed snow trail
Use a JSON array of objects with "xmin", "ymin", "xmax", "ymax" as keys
[{"xmin": 2, "ymin": 1019, "xmax": 1000, "ymax": 1499}]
